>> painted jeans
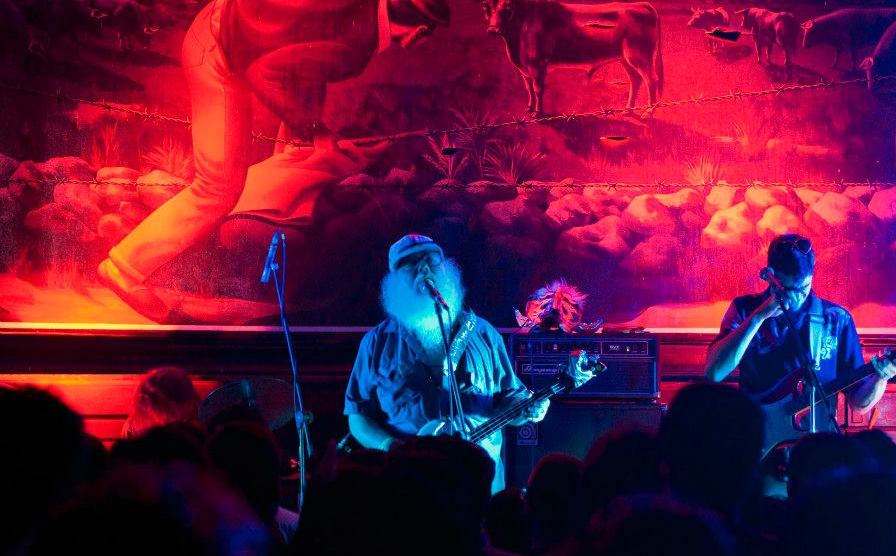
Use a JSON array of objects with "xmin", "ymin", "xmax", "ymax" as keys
[{"xmin": 109, "ymin": 0, "xmax": 251, "ymax": 282}]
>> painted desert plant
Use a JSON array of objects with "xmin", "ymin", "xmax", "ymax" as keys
[
  {"xmin": 423, "ymin": 132, "xmax": 470, "ymax": 182},
  {"xmin": 142, "ymin": 137, "xmax": 194, "ymax": 180},
  {"xmin": 450, "ymin": 107, "xmax": 499, "ymax": 178},
  {"xmin": 484, "ymin": 142, "xmax": 545, "ymax": 185},
  {"xmin": 685, "ymin": 155, "xmax": 723, "ymax": 186},
  {"xmin": 85, "ymin": 121, "xmax": 121, "ymax": 170}
]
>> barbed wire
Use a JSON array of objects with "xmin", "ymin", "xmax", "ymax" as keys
[
  {"xmin": 2, "ymin": 74, "xmax": 893, "ymax": 148},
  {"xmin": 4, "ymin": 74, "xmax": 895, "ymax": 192},
  {"xmin": 0, "ymin": 82, "xmax": 192, "ymax": 126},
  {"xmin": 7, "ymin": 176, "xmax": 896, "ymax": 191}
]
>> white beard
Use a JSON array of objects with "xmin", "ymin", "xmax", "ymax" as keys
[{"xmin": 380, "ymin": 259, "xmax": 466, "ymax": 359}]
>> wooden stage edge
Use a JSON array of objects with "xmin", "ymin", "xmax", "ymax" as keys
[
  {"xmin": 2, "ymin": 325, "xmax": 895, "ymax": 445},
  {"xmin": 2, "ymin": 323, "xmax": 896, "ymax": 377}
]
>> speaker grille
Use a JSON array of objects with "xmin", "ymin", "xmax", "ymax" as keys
[{"xmin": 505, "ymin": 401, "xmax": 665, "ymax": 488}]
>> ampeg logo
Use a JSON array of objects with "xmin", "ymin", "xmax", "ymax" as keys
[{"xmin": 516, "ymin": 422, "xmax": 538, "ymax": 446}]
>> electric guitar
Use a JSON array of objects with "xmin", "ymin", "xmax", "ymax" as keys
[
  {"xmin": 338, "ymin": 350, "xmax": 606, "ymax": 454},
  {"xmin": 757, "ymin": 347, "xmax": 896, "ymax": 458}
]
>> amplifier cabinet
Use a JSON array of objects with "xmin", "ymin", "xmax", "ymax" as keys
[
  {"xmin": 510, "ymin": 332, "xmax": 660, "ymax": 399},
  {"xmin": 504, "ymin": 400, "xmax": 665, "ymax": 488}
]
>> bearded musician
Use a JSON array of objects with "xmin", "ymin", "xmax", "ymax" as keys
[{"xmin": 344, "ymin": 234, "xmax": 561, "ymax": 492}]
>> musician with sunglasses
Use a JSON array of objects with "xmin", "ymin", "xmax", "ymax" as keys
[{"xmin": 705, "ymin": 234, "xmax": 896, "ymax": 429}]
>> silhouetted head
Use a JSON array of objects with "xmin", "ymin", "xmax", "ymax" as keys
[
  {"xmin": 787, "ymin": 472, "xmax": 896, "ymax": 556},
  {"xmin": 853, "ymin": 429, "xmax": 896, "ymax": 468},
  {"xmin": 591, "ymin": 495, "xmax": 735, "ymax": 556},
  {"xmin": 293, "ymin": 448, "xmax": 389, "ymax": 555},
  {"xmin": 787, "ymin": 433, "xmax": 876, "ymax": 500},
  {"xmin": 485, "ymin": 488, "xmax": 531, "ymax": 554},
  {"xmin": 207, "ymin": 422, "xmax": 282, "ymax": 525},
  {"xmin": 580, "ymin": 428, "xmax": 663, "ymax": 522},
  {"xmin": 0, "ymin": 386, "xmax": 86, "ymax": 553},
  {"xmin": 32, "ymin": 464, "xmax": 270, "ymax": 556},
  {"xmin": 382, "ymin": 436, "xmax": 494, "ymax": 554},
  {"xmin": 111, "ymin": 422, "xmax": 208, "ymax": 467},
  {"xmin": 526, "ymin": 453, "xmax": 582, "ymax": 548},
  {"xmin": 123, "ymin": 366, "xmax": 200, "ymax": 439},
  {"xmin": 659, "ymin": 383, "xmax": 763, "ymax": 518}
]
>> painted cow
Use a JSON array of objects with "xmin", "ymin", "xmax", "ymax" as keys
[
  {"xmin": 860, "ymin": 21, "xmax": 896, "ymax": 90},
  {"xmin": 737, "ymin": 8, "xmax": 799, "ymax": 72},
  {"xmin": 88, "ymin": 0, "xmax": 160, "ymax": 50},
  {"xmin": 687, "ymin": 6, "xmax": 729, "ymax": 32},
  {"xmin": 14, "ymin": 0, "xmax": 90, "ymax": 56},
  {"xmin": 687, "ymin": 7, "xmax": 729, "ymax": 53},
  {"xmin": 482, "ymin": 0, "xmax": 663, "ymax": 116},
  {"xmin": 802, "ymin": 8, "xmax": 896, "ymax": 70},
  {"xmin": 0, "ymin": 0, "xmax": 29, "ymax": 67}
]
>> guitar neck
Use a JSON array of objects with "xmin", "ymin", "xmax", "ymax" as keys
[{"xmin": 469, "ymin": 377, "xmax": 571, "ymax": 444}]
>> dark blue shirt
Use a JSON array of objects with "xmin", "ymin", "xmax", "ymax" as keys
[
  {"xmin": 344, "ymin": 313, "xmax": 529, "ymax": 491},
  {"xmin": 712, "ymin": 291, "xmax": 864, "ymax": 402}
]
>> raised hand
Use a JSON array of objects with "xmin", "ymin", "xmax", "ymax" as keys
[
  {"xmin": 871, "ymin": 348, "xmax": 896, "ymax": 381},
  {"xmin": 523, "ymin": 398, "xmax": 550, "ymax": 423},
  {"xmin": 568, "ymin": 350, "xmax": 603, "ymax": 388},
  {"xmin": 753, "ymin": 294, "xmax": 784, "ymax": 321}
]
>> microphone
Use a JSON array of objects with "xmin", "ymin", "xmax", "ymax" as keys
[
  {"xmin": 423, "ymin": 277, "xmax": 450, "ymax": 311},
  {"xmin": 759, "ymin": 267, "xmax": 784, "ymax": 290},
  {"xmin": 759, "ymin": 267, "xmax": 791, "ymax": 311},
  {"xmin": 260, "ymin": 231, "xmax": 282, "ymax": 283}
]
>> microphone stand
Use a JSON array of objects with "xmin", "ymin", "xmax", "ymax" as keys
[
  {"xmin": 265, "ymin": 233, "xmax": 313, "ymax": 510},
  {"xmin": 767, "ymin": 287, "xmax": 841, "ymax": 436},
  {"xmin": 435, "ymin": 300, "xmax": 468, "ymax": 438}
]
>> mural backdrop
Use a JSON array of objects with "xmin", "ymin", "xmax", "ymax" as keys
[{"xmin": 1, "ymin": 0, "xmax": 895, "ymax": 328}]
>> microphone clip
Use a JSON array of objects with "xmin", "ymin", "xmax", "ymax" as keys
[{"xmin": 423, "ymin": 277, "xmax": 450, "ymax": 312}]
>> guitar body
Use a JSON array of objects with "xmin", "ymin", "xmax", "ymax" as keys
[
  {"xmin": 753, "ymin": 369, "xmax": 815, "ymax": 459},
  {"xmin": 759, "ymin": 393, "xmax": 815, "ymax": 459},
  {"xmin": 337, "ymin": 417, "xmax": 509, "ymax": 457},
  {"xmin": 755, "ymin": 348, "xmax": 896, "ymax": 458},
  {"xmin": 416, "ymin": 417, "xmax": 503, "ymax": 456}
]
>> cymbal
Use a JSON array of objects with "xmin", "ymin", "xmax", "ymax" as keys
[{"xmin": 200, "ymin": 378, "xmax": 294, "ymax": 430}]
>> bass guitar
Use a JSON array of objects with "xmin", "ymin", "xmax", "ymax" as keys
[{"xmin": 338, "ymin": 350, "xmax": 605, "ymax": 454}]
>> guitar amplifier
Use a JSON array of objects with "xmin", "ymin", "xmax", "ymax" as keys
[{"xmin": 509, "ymin": 332, "xmax": 660, "ymax": 399}]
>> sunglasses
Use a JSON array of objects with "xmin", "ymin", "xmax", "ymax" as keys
[
  {"xmin": 777, "ymin": 236, "xmax": 812, "ymax": 255},
  {"xmin": 396, "ymin": 251, "xmax": 444, "ymax": 271},
  {"xmin": 780, "ymin": 282, "xmax": 812, "ymax": 294}
]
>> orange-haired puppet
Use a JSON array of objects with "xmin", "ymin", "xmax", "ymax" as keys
[{"xmin": 514, "ymin": 279, "xmax": 602, "ymax": 333}]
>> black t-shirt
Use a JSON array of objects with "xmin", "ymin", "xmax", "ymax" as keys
[{"xmin": 711, "ymin": 290, "xmax": 865, "ymax": 399}]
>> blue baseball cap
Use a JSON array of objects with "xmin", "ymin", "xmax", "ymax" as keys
[{"xmin": 388, "ymin": 234, "xmax": 444, "ymax": 271}]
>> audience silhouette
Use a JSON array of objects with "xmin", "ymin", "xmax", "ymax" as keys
[{"xmin": 4, "ymin": 377, "xmax": 896, "ymax": 556}]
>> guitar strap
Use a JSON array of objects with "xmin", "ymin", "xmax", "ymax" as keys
[
  {"xmin": 808, "ymin": 313, "xmax": 825, "ymax": 373},
  {"xmin": 443, "ymin": 310, "xmax": 478, "ymax": 382}
]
